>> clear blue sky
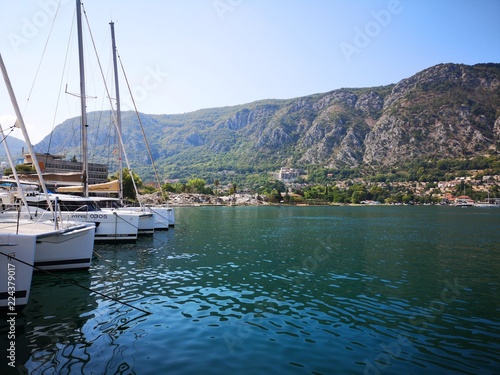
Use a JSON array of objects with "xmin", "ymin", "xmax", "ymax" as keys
[{"xmin": 1, "ymin": 0, "xmax": 499, "ymax": 143}]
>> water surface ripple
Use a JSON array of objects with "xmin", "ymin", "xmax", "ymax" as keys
[{"xmin": 1, "ymin": 206, "xmax": 499, "ymax": 374}]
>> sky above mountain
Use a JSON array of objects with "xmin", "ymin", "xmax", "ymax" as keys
[{"xmin": 0, "ymin": 0, "xmax": 499, "ymax": 144}]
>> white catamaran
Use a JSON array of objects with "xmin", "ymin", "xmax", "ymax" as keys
[
  {"xmin": 0, "ymin": 52, "xmax": 96, "ymax": 271},
  {"xmin": 9, "ymin": 0, "xmax": 147, "ymax": 243}
]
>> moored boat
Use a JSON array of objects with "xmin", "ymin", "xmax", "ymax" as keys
[
  {"xmin": 23, "ymin": 192, "xmax": 140, "ymax": 243},
  {"xmin": 126, "ymin": 205, "xmax": 175, "ymax": 229},
  {"xmin": 0, "ymin": 218, "xmax": 96, "ymax": 271},
  {"xmin": 0, "ymin": 51, "xmax": 97, "ymax": 271},
  {"xmin": 454, "ymin": 196, "xmax": 474, "ymax": 207},
  {"xmin": 0, "ymin": 179, "xmax": 141, "ymax": 242},
  {"xmin": 0, "ymin": 233, "xmax": 37, "ymax": 310}
]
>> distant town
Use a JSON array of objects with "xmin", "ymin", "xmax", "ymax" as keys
[
  {"xmin": 2, "ymin": 155, "xmax": 499, "ymax": 207},
  {"xmin": 162, "ymin": 167, "xmax": 500, "ymax": 207}
]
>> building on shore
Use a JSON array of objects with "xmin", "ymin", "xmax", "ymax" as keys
[
  {"xmin": 273, "ymin": 168, "xmax": 306, "ymax": 183},
  {"xmin": 18, "ymin": 153, "xmax": 108, "ymax": 189}
]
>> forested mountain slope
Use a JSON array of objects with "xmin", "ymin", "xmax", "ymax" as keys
[{"xmin": 34, "ymin": 63, "xmax": 500, "ymax": 182}]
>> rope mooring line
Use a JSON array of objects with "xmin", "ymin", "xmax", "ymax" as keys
[
  {"xmin": 0, "ymin": 250, "xmax": 152, "ymax": 316},
  {"xmin": 92, "ymin": 249, "xmax": 121, "ymax": 271}
]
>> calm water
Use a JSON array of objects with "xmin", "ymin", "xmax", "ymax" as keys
[{"xmin": 1, "ymin": 205, "xmax": 500, "ymax": 374}]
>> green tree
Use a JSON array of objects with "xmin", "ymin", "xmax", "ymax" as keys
[
  {"xmin": 266, "ymin": 189, "xmax": 282, "ymax": 203},
  {"xmin": 330, "ymin": 186, "xmax": 348, "ymax": 203},
  {"xmin": 141, "ymin": 184, "xmax": 157, "ymax": 194},
  {"xmin": 368, "ymin": 185, "xmax": 387, "ymax": 202},
  {"xmin": 111, "ymin": 169, "xmax": 142, "ymax": 201},
  {"xmin": 3, "ymin": 164, "xmax": 35, "ymax": 175},
  {"xmin": 257, "ymin": 179, "xmax": 286, "ymax": 196},
  {"xmin": 172, "ymin": 182, "xmax": 187, "ymax": 193},
  {"xmin": 229, "ymin": 183, "xmax": 237, "ymax": 196},
  {"xmin": 214, "ymin": 179, "xmax": 220, "ymax": 197},
  {"xmin": 162, "ymin": 183, "xmax": 176, "ymax": 193},
  {"xmin": 186, "ymin": 178, "xmax": 208, "ymax": 193},
  {"xmin": 349, "ymin": 184, "xmax": 367, "ymax": 203}
]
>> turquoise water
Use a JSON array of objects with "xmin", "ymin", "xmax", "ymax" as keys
[{"xmin": 2, "ymin": 206, "xmax": 500, "ymax": 374}]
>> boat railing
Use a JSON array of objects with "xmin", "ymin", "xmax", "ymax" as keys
[{"xmin": 73, "ymin": 204, "xmax": 90, "ymax": 214}]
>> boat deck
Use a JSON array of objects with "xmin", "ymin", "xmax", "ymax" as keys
[{"xmin": 0, "ymin": 220, "xmax": 77, "ymax": 237}]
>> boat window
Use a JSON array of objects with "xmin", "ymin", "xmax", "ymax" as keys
[{"xmin": 58, "ymin": 200, "xmax": 100, "ymax": 212}]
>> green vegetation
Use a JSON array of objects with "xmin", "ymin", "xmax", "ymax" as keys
[
  {"xmin": 150, "ymin": 154, "xmax": 500, "ymax": 205},
  {"xmin": 109, "ymin": 169, "xmax": 143, "ymax": 201},
  {"xmin": 27, "ymin": 62, "xmax": 500, "ymax": 198},
  {"xmin": 3, "ymin": 164, "xmax": 36, "ymax": 175}
]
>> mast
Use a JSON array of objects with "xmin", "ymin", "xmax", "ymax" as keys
[
  {"xmin": 0, "ymin": 125, "xmax": 32, "ymax": 218},
  {"xmin": 76, "ymin": 0, "xmax": 89, "ymax": 197},
  {"xmin": 110, "ymin": 21, "xmax": 123, "ymax": 204},
  {"xmin": 0, "ymin": 53, "xmax": 55, "ymax": 218}
]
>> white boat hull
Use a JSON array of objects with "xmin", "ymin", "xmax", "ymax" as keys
[
  {"xmin": 102, "ymin": 209, "xmax": 155, "ymax": 235},
  {"xmin": 137, "ymin": 213, "xmax": 155, "ymax": 235},
  {"xmin": 0, "ymin": 219, "xmax": 96, "ymax": 271},
  {"xmin": 70, "ymin": 211, "xmax": 139, "ymax": 242},
  {"xmin": 33, "ymin": 224, "xmax": 96, "ymax": 271},
  {"xmin": 20, "ymin": 193, "xmax": 140, "ymax": 243},
  {"xmin": 26, "ymin": 209, "xmax": 139, "ymax": 243},
  {"xmin": 0, "ymin": 233, "xmax": 37, "ymax": 309},
  {"xmin": 126, "ymin": 206, "xmax": 175, "ymax": 229},
  {"xmin": 474, "ymin": 203, "xmax": 500, "ymax": 208}
]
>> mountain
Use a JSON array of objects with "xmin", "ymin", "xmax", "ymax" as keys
[
  {"xmin": 34, "ymin": 63, "xmax": 500, "ymax": 183},
  {"xmin": 0, "ymin": 135, "xmax": 27, "ymax": 163}
]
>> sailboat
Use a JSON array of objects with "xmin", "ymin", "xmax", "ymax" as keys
[
  {"xmin": 104, "ymin": 21, "xmax": 174, "ymax": 230},
  {"xmin": 474, "ymin": 191, "xmax": 500, "ymax": 208},
  {"xmin": 0, "ymin": 53, "xmax": 96, "ymax": 271},
  {"xmin": 21, "ymin": 0, "xmax": 143, "ymax": 243}
]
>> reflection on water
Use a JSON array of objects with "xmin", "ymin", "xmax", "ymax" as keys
[{"xmin": 1, "ymin": 206, "xmax": 499, "ymax": 374}]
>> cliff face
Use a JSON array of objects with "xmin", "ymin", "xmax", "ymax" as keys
[
  {"xmin": 363, "ymin": 63, "xmax": 500, "ymax": 166},
  {"xmin": 36, "ymin": 63, "xmax": 500, "ymax": 179}
]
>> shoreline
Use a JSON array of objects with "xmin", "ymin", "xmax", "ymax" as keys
[
  {"xmin": 140, "ymin": 193, "xmax": 494, "ymax": 208},
  {"xmin": 163, "ymin": 193, "xmax": 437, "ymax": 207}
]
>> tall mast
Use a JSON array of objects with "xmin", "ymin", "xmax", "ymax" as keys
[
  {"xmin": 110, "ymin": 21, "xmax": 123, "ymax": 204},
  {"xmin": 76, "ymin": 0, "xmax": 88, "ymax": 197},
  {"xmin": 0, "ymin": 125, "xmax": 32, "ymax": 218},
  {"xmin": 0, "ymin": 53, "xmax": 55, "ymax": 218}
]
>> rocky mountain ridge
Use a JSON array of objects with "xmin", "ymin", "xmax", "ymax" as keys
[{"xmin": 33, "ymin": 62, "xmax": 500, "ymax": 181}]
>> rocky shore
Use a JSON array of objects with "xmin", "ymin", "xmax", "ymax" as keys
[
  {"xmin": 137, "ymin": 192, "xmax": 268, "ymax": 206},
  {"xmin": 169, "ymin": 193, "xmax": 268, "ymax": 206}
]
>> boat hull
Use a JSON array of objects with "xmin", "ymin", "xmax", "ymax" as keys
[
  {"xmin": 137, "ymin": 213, "xmax": 155, "ymax": 235},
  {"xmin": 33, "ymin": 224, "xmax": 96, "ymax": 271},
  {"xmin": 102, "ymin": 209, "xmax": 155, "ymax": 235},
  {"xmin": 126, "ymin": 206, "xmax": 175, "ymax": 229},
  {"xmin": 0, "ymin": 233, "xmax": 36, "ymax": 310},
  {"xmin": 26, "ymin": 210, "xmax": 139, "ymax": 243}
]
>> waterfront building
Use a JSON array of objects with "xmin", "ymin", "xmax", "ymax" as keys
[{"xmin": 19, "ymin": 153, "xmax": 108, "ymax": 188}]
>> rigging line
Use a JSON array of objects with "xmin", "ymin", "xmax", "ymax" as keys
[
  {"xmin": 111, "ymin": 211, "xmax": 157, "ymax": 240},
  {"xmin": 87, "ymin": 110, "xmax": 104, "ymax": 162},
  {"xmin": 89, "ymin": 52, "xmax": 113, "ymax": 164},
  {"xmin": 92, "ymin": 249, "xmax": 120, "ymax": 271},
  {"xmin": 105, "ymin": 110, "xmax": 112, "ymax": 168},
  {"xmin": 111, "ymin": 211, "xmax": 141, "ymax": 232},
  {"xmin": 81, "ymin": 6, "xmax": 141, "ymax": 203},
  {"xmin": 0, "ymin": 250, "xmax": 152, "ymax": 316},
  {"xmin": 118, "ymin": 54, "xmax": 168, "ymax": 203},
  {"xmin": 106, "ymin": 110, "xmax": 117, "ymax": 173},
  {"xmin": 47, "ymin": 7, "xmax": 77, "ymax": 156},
  {"xmin": 148, "ymin": 207, "xmax": 175, "ymax": 226},
  {"xmin": 0, "ymin": 123, "xmax": 16, "ymax": 145},
  {"xmin": 146, "ymin": 234, "xmax": 168, "ymax": 249},
  {"xmin": 22, "ymin": 1, "xmax": 63, "ymax": 116}
]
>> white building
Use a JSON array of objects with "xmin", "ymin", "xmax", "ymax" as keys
[{"xmin": 273, "ymin": 168, "xmax": 305, "ymax": 182}]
